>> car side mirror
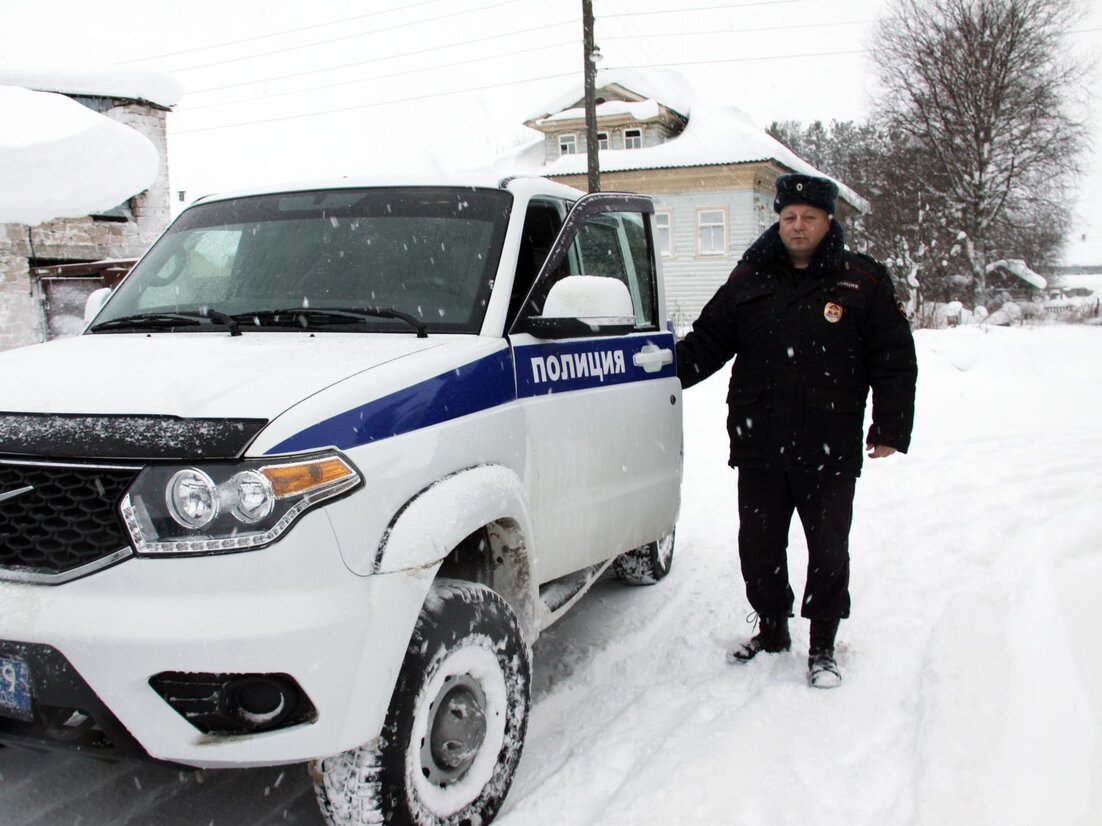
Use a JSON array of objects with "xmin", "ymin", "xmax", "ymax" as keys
[
  {"xmin": 517, "ymin": 275, "xmax": 636, "ymax": 339},
  {"xmin": 84, "ymin": 287, "xmax": 113, "ymax": 324}
]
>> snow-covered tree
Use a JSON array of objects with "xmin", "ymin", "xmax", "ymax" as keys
[{"xmin": 872, "ymin": 0, "xmax": 1088, "ymax": 308}]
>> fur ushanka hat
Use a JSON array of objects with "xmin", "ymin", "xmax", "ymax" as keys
[{"xmin": 773, "ymin": 173, "xmax": 839, "ymax": 216}]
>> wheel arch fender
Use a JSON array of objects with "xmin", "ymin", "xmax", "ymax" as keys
[{"xmin": 373, "ymin": 464, "xmax": 539, "ymax": 642}]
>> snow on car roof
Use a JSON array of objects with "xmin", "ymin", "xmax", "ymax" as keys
[{"xmin": 189, "ymin": 173, "xmax": 585, "ymax": 206}]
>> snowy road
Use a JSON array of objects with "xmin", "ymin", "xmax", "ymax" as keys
[{"xmin": 1, "ymin": 325, "xmax": 1100, "ymax": 825}]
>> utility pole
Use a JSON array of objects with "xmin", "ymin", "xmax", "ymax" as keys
[{"xmin": 582, "ymin": 0, "xmax": 600, "ymax": 193}]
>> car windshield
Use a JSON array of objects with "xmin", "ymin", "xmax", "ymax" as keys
[{"xmin": 91, "ymin": 187, "xmax": 512, "ymax": 335}]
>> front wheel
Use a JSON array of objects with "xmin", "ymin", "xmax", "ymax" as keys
[
  {"xmin": 314, "ymin": 579, "xmax": 530, "ymax": 826},
  {"xmin": 613, "ymin": 531, "xmax": 675, "ymax": 585}
]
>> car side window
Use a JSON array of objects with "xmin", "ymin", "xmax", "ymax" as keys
[
  {"xmin": 560, "ymin": 211, "xmax": 658, "ymax": 330},
  {"xmin": 511, "ymin": 194, "xmax": 659, "ymax": 337},
  {"xmin": 508, "ymin": 199, "xmax": 566, "ymax": 327}
]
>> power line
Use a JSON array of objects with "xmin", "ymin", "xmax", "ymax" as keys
[
  {"xmin": 182, "ymin": 7, "xmax": 855, "ymax": 100},
  {"xmin": 600, "ymin": 19, "xmax": 876, "ymax": 40},
  {"xmin": 628, "ymin": 50, "xmax": 866, "ymax": 69},
  {"xmin": 172, "ymin": 70, "xmax": 579, "ymax": 135},
  {"xmin": 180, "ymin": 40, "xmax": 576, "ymax": 111},
  {"xmin": 166, "ymin": 0, "xmax": 528, "ymax": 72},
  {"xmin": 185, "ymin": 20, "xmax": 577, "ymax": 96},
  {"xmin": 172, "ymin": 48, "xmax": 867, "ymax": 136},
  {"xmin": 140, "ymin": 0, "xmax": 807, "ymax": 74},
  {"xmin": 602, "ymin": 0, "xmax": 808, "ymax": 19},
  {"xmin": 119, "ymin": 0, "xmax": 455, "ymax": 64},
  {"xmin": 603, "ymin": 0, "xmax": 665, "ymax": 70}
]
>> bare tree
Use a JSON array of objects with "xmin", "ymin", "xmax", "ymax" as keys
[{"xmin": 873, "ymin": 0, "xmax": 1089, "ymax": 308}]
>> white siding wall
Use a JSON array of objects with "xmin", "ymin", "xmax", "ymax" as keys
[{"xmin": 654, "ymin": 188, "xmax": 774, "ymax": 330}]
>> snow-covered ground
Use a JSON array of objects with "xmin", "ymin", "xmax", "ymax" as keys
[{"xmin": 1, "ymin": 324, "xmax": 1100, "ymax": 825}]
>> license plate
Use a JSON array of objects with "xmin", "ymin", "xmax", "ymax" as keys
[{"xmin": 0, "ymin": 655, "xmax": 33, "ymax": 721}]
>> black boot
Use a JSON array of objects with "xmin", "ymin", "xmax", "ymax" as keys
[
  {"xmin": 727, "ymin": 615, "xmax": 791, "ymax": 664},
  {"xmin": 808, "ymin": 618, "xmax": 842, "ymax": 688}
]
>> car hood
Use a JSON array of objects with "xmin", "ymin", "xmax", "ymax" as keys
[{"xmin": 0, "ymin": 332, "xmax": 447, "ymax": 419}]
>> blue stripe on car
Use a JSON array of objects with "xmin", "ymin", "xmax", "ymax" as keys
[
  {"xmin": 267, "ymin": 349, "xmax": 517, "ymax": 454},
  {"xmin": 267, "ymin": 332, "xmax": 677, "ymax": 453}
]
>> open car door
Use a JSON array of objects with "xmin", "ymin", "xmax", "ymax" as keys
[{"xmin": 508, "ymin": 192, "xmax": 682, "ymax": 582}]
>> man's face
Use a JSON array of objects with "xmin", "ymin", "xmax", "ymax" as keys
[{"xmin": 778, "ymin": 204, "xmax": 831, "ymax": 265}]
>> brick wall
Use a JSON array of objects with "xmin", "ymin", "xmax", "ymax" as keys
[{"xmin": 0, "ymin": 98, "xmax": 171, "ymax": 352}]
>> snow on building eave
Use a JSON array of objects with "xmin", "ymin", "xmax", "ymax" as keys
[
  {"xmin": 0, "ymin": 65, "xmax": 183, "ymax": 109},
  {"xmin": 0, "ymin": 86, "xmax": 160, "ymax": 225},
  {"xmin": 518, "ymin": 102, "xmax": 870, "ymax": 213},
  {"xmin": 543, "ymin": 156, "xmax": 867, "ymax": 213}
]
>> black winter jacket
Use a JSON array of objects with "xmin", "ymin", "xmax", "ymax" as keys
[{"xmin": 676, "ymin": 221, "xmax": 917, "ymax": 476}]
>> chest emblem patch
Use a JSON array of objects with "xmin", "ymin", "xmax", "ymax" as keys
[{"xmin": 824, "ymin": 302, "xmax": 844, "ymax": 323}]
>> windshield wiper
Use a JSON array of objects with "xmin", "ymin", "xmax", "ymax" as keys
[
  {"xmin": 242, "ymin": 307, "xmax": 428, "ymax": 338},
  {"xmin": 90, "ymin": 309, "xmax": 242, "ymax": 336}
]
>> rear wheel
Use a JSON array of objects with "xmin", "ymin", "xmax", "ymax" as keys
[
  {"xmin": 314, "ymin": 579, "xmax": 530, "ymax": 826},
  {"xmin": 613, "ymin": 531, "xmax": 675, "ymax": 585}
]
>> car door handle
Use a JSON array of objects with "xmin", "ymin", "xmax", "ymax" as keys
[{"xmin": 633, "ymin": 345, "xmax": 673, "ymax": 374}]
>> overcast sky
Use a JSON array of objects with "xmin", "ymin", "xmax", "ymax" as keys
[{"xmin": 2, "ymin": 0, "xmax": 1100, "ymax": 263}]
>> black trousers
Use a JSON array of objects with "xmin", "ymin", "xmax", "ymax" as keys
[{"xmin": 736, "ymin": 468, "xmax": 855, "ymax": 620}]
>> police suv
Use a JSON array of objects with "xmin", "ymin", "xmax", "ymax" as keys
[{"xmin": 0, "ymin": 175, "xmax": 682, "ymax": 826}]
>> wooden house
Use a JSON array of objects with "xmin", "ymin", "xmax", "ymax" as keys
[{"xmin": 504, "ymin": 69, "xmax": 866, "ymax": 327}]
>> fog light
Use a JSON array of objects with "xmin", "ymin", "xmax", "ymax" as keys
[
  {"xmin": 150, "ymin": 671, "xmax": 316, "ymax": 735},
  {"xmin": 227, "ymin": 677, "xmax": 289, "ymax": 726}
]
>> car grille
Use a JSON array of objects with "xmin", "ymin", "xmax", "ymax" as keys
[{"xmin": 0, "ymin": 460, "xmax": 140, "ymax": 583}]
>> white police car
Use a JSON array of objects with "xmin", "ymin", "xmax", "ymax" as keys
[{"xmin": 0, "ymin": 175, "xmax": 682, "ymax": 825}]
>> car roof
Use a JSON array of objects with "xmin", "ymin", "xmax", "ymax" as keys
[{"xmin": 189, "ymin": 174, "xmax": 584, "ymax": 206}]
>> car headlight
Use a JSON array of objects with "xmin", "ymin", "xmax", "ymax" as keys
[{"xmin": 121, "ymin": 452, "xmax": 361, "ymax": 555}]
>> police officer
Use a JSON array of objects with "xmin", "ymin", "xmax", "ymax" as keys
[{"xmin": 677, "ymin": 173, "xmax": 917, "ymax": 688}]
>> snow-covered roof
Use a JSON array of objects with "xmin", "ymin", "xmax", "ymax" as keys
[
  {"xmin": 507, "ymin": 68, "xmax": 867, "ymax": 212},
  {"xmin": 539, "ymin": 98, "xmax": 663, "ymax": 125},
  {"xmin": 498, "ymin": 103, "xmax": 868, "ymax": 213},
  {"xmin": 0, "ymin": 85, "xmax": 159, "ymax": 226},
  {"xmin": 526, "ymin": 68, "xmax": 698, "ymax": 122},
  {"xmin": 0, "ymin": 65, "xmax": 182, "ymax": 109},
  {"xmin": 987, "ymin": 258, "xmax": 1047, "ymax": 290},
  {"xmin": 1053, "ymin": 272, "xmax": 1102, "ymax": 295}
]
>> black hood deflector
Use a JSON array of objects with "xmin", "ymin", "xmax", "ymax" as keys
[{"xmin": 0, "ymin": 413, "xmax": 268, "ymax": 461}]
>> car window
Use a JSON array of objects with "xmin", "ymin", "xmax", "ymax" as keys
[
  {"xmin": 509, "ymin": 199, "xmax": 566, "ymax": 328},
  {"xmin": 96, "ymin": 188, "xmax": 512, "ymax": 335},
  {"xmin": 544, "ymin": 209, "xmax": 659, "ymax": 331}
]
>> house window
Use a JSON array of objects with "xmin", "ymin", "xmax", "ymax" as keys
[
  {"xmin": 654, "ymin": 212, "xmax": 673, "ymax": 257},
  {"xmin": 559, "ymin": 134, "xmax": 578, "ymax": 155},
  {"xmin": 624, "ymin": 128, "xmax": 643, "ymax": 149},
  {"xmin": 698, "ymin": 209, "xmax": 726, "ymax": 256},
  {"xmin": 598, "ymin": 131, "xmax": 610, "ymax": 150}
]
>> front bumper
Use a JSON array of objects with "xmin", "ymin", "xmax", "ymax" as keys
[{"xmin": 0, "ymin": 512, "xmax": 433, "ymax": 768}]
